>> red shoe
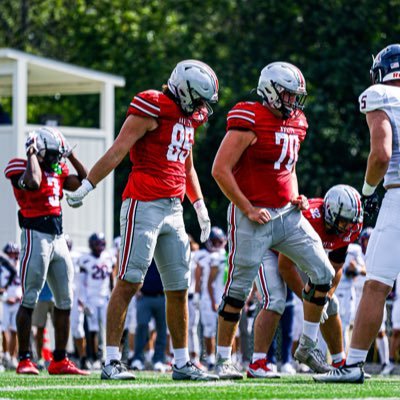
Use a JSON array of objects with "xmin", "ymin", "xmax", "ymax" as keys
[
  {"xmin": 247, "ymin": 358, "xmax": 280, "ymax": 379},
  {"xmin": 332, "ymin": 359, "xmax": 346, "ymax": 368},
  {"xmin": 48, "ymin": 358, "xmax": 91, "ymax": 375},
  {"xmin": 16, "ymin": 359, "xmax": 40, "ymax": 375}
]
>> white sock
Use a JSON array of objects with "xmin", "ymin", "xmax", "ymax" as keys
[
  {"xmin": 173, "ymin": 348, "xmax": 189, "ymax": 368},
  {"xmin": 105, "ymin": 346, "xmax": 121, "ymax": 365},
  {"xmin": 347, "ymin": 348, "xmax": 368, "ymax": 365},
  {"xmin": 302, "ymin": 320, "xmax": 319, "ymax": 342},
  {"xmin": 128, "ymin": 350, "xmax": 134, "ymax": 359},
  {"xmin": 207, "ymin": 353, "xmax": 216, "ymax": 365},
  {"xmin": 217, "ymin": 346, "xmax": 232, "ymax": 360},
  {"xmin": 376, "ymin": 336, "xmax": 390, "ymax": 365},
  {"xmin": 252, "ymin": 352, "xmax": 266, "ymax": 363},
  {"xmin": 331, "ymin": 351, "xmax": 346, "ymax": 364}
]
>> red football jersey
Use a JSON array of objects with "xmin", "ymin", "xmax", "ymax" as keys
[
  {"xmin": 4, "ymin": 158, "xmax": 69, "ymax": 218},
  {"xmin": 122, "ymin": 90, "xmax": 207, "ymax": 202},
  {"xmin": 303, "ymin": 198, "xmax": 362, "ymax": 250},
  {"xmin": 226, "ymin": 101, "xmax": 308, "ymax": 208}
]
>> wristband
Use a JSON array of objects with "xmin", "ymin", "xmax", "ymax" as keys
[{"xmin": 362, "ymin": 181, "xmax": 376, "ymax": 196}]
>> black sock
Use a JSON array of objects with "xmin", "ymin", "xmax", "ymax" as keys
[
  {"xmin": 53, "ymin": 349, "xmax": 67, "ymax": 362},
  {"xmin": 18, "ymin": 351, "xmax": 31, "ymax": 361}
]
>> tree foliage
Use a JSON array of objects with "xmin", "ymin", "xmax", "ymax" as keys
[{"xmin": 1, "ymin": 0, "xmax": 399, "ymax": 239}]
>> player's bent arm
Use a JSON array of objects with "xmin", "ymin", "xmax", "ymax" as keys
[
  {"xmin": 19, "ymin": 149, "xmax": 42, "ymax": 190},
  {"xmin": 278, "ymin": 253, "xmax": 304, "ymax": 299},
  {"xmin": 185, "ymin": 150, "xmax": 204, "ymax": 203},
  {"xmin": 365, "ymin": 110, "xmax": 392, "ymax": 187},
  {"xmin": 212, "ymin": 129, "xmax": 257, "ymax": 216},
  {"xmin": 63, "ymin": 152, "xmax": 88, "ymax": 191},
  {"xmin": 87, "ymin": 114, "xmax": 158, "ymax": 186},
  {"xmin": 328, "ymin": 261, "xmax": 343, "ymax": 297}
]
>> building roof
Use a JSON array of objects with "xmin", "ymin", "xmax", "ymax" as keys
[{"xmin": 0, "ymin": 48, "xmax": 125, "ymax": 96}]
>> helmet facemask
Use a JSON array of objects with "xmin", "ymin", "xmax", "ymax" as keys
[
  {"xmin": 168, "ymin": 60, "xmax": 218, "ymax": 118},
  {"xmin": 271, "ymin": 82, "xmax": 307, "ymax": 119},
  {"xmin": 257, "ymin": 62, "xmax": 307, "ymax": 120},
  {"xmin": 324, "ymin": 185, "xmax": 363, "ymax": 238}
]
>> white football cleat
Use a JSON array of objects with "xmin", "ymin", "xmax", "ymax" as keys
[{"xmin": 313, "ymin": 362, "xmax": 364, "ymax": 384}]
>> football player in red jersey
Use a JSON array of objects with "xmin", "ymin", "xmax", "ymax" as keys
[
  {"xmin": 66, "ymin": 60, "xmax": 220, "ymax": 381},
  {"xmin": 249, "ymin": 185, "xmax": 363, "ymax": 378},
  {"xmin": 212, "ymin": 62, "xmax": 335, "ymax": 379},
  {"xmin": 4, "ymin": 127, "xmax": 89, "ymax": 376}
]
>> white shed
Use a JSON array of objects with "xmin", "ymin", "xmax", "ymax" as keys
[{"xmin": 0, "ymin": 48, "xmax": 125, "ymax": 249}]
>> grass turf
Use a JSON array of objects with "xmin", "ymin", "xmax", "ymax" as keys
[{"xmin": 0, "ymin": 372, "xmax": 400, "ymax": 400}]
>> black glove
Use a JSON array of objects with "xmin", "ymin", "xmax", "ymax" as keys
[{"xmin": 361, "ymin": 192, "xmax": 380, "ymax": 220}]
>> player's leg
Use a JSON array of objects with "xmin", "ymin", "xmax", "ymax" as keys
[
  {"xmin": 319, "ymin": 295, "xmax": 345, "ymax": 367},
  {"xmin": 155, "ymin": 198, "xmax": 218, "ymax": 381},
  {"xmin": 215, "ymin": 204, "xmax": 270, "ymax": 379},
  {"xmin": 102, "ymin": 199, "xmax": 160, "ymax": 379},
  {"xmin": 248, "ymin": 251, "xmax": 284, "ymax": 379},
  {"xmin": 274, "ymin": 212, "xmax": 335, "ymax": 373},
  {"xmin": 17, "ymin": 229, "xmax": 50, "ymax": 375},
  {"xmin": 315, "ymin": 191, "xmax": 400, "ymax": 383}
]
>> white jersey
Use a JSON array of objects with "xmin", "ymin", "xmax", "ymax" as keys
[
  {"xmin": 207, "ymin": 249, "xmax": 227, "ymax": 305},
  {"xmin": 337, "ymin": 243, "xmax": 364, "ymax": 293},
  {"xmin": 194, "ymin": 248, "xmax": 211, "ymax": 298},
  {"xmin": 199, "ymin": 248, "xmax": 226, "ymax": 305},
  {"xmin": 189, "ymin": 250, "xmax": 199, "ymax": 295},
  {"xmin": 359, "ymin": 84, "xmax": 400, "ymax": 187},
  {"xmin": 0, "ymin": 265, "xmax": 22, "ymax": 300},
  {"xmin": 78, "ymin": 251, "xmax": 115, "ymax": 306}
]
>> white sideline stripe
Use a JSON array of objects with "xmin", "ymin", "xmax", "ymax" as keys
[{"xmin": 0, "ymin": 382, "xmax": 234, "ymax": 392}]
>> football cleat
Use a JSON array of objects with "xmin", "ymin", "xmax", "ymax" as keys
[
  {"xmin": 101, "ymin": 360, "xmax": 136, "ymax": 380},
  {"xmin": 48, "ymin": 358, "xmax": 90, "ymax": 375},
  {"xmin": 247, "ymin": 358, "xmax": 280, "ymax": 379},
  {"xmin": 172, "ymin": 361, "xmax": 219, "ymax": 381},
  {"xmin": 214, "ymin": 356, "xmax": 243, "ymax": 380},
  {"xmin": 294, "ymin": 335, "xmax": 332, "ymax": 373},
  {"xmin": 280, "ymin": 362, "xmax": 297, "ymax": 375},
  {"xmin": 380, "ymin": 362, "xmax": 395, "ymax": 376},
  {"xmin": 16, "ymin": 359, "xmax": 39, "ymax": 375},
  {"xmin": 313, "ymin": 362, "xmax": 365, "ymax": 383}
]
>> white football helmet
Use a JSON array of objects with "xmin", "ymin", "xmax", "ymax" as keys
[
  {"xmin": 167, "ymin": 60, "xmax": 219, "ymax": 116},
  {"xmin": 30, "ymin": 127, "xmax": 67, "ymax": 173},
  {"xmin": 257, "ymin": 61, "xmax": 307, "ymax": 119},
  {"xmin": 324, "ymin": 184, "xmax": 363, "ymax": 235}
]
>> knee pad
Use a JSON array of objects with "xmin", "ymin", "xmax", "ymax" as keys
[
  {"xmin": 218, "ymin": 295, "xmax": 245, "ymax": 322},
  {"xmin": 327, "ymin": 293, "xmax": 340, "ymax": 316},
  {"xmin": 302, "ymin": 280, "xmax": 331, "ymax": 306}
]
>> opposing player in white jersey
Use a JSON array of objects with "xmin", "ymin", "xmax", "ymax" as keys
[
  {"xmin": 187, "ymin": 235, "xmax": 202, "ymax": 369},
  {"xmin": 1, "ymin": 243, "xmax": 21, "ymax": 369},
  {"xmin": 197, "ymin": 227, "xmax": 227, "ymax": 370},
  {"xmin": 315, "ymin": 43, "xmax": 400, "ymax": 383},
  {"xmin": 335, "ymin": 242, "xmax": 364, "ymax": 350},
  {"xmin": 78, "ymin": 233, "xmax": 115, "ymax": 367},
  {"xmin": 387, "ymin": 274, "xmax": 400, "ymax": 373},
  {"xmin": 65, "ymin": 235, "xmax": 89, "ymax": 371}
]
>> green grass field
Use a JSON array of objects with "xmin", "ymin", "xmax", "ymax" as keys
[{"xmin": 1, "ymin": 372, "xmax": 400, "ymax": 400}]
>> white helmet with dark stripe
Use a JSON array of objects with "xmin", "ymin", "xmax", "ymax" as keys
[
  {"xmin": 257, "ymin": 61, "xmax": 307, "ymax": 119},
  {"xmin": 168, "ymin": 59, "xmax": 219, "ymax": 116},
  {"xmin": 324, "ymin": 184, "xmax": 363, "ymax": 235}
]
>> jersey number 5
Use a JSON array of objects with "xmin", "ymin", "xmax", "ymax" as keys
[
  {"xmin": 166, "ymin": 123, "xmax": 194, "ymax": 163},
  {"xmin": 274, "ymin": 132, "xmax": 299, "ymax": 171}
]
